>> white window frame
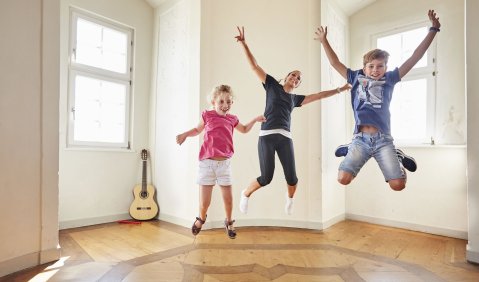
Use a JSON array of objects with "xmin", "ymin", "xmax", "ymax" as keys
[
  {"xmin": 372, "ymin": 21, "xmax": 437, "ymax": 145},
  {"xmin": 67, "ymin": 8, "xmax": 133, "ymax": 149}
]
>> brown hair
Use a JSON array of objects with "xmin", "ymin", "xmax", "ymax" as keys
[
  {"xmin": 279, "ymin": 70, "xmax": 302, "ymax": 88},
  {"xmin": 363, "ymin": 49, "xmax": 390, "ymax": 67}
]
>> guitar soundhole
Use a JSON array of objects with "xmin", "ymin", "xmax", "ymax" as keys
[{"xmin": 140, "ymin": 191, "xmax": 149, "ymax": 199}]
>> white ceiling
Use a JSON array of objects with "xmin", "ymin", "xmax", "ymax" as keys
[
  {"xmin": 145, "ymin": 0, "xmax": 375, "ymax": 16},
  {"xmin": 145, "ymin": 0, "xmax": 167, "ymax": 8},
  {"xmin": 335, "ymin": 0, "xmax": 376, "ymax": 16}
]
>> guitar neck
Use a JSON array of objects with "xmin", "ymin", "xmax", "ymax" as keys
[{"xmin": 142, "ymin": 160, "xmax": 147, "ymax": 191}]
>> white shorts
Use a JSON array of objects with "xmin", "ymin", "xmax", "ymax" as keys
[{"xmin": 197, "ymin": 158, "xmax": 232, "ymax": 186}]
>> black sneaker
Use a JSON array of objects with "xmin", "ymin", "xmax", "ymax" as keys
[
  {"xmin": 396, "ymin": 149, "xmax": 417, "ymax": 172},
  {"xmin": 335, "ymin": 144, "xmax": 349, "ymax": 157},
  {"xmin": 224, "ymin": 219, "xmax": 236, "ymax": 239}
]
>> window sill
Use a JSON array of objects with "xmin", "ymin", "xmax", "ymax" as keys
[{"xmin": 395, "ymin": 143, "xmax": 466, "ymax": 149}]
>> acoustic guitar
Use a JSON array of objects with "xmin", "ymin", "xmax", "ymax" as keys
[{"xmin": 129, "ymin": 149, "xmax": 159, "ymax": 220}]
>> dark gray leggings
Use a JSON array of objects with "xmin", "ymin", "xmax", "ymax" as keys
[{"xmin": 256, "ymin": 134, "xmax": 298, "ymax": 187}]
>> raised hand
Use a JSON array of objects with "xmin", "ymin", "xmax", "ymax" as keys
[
  {"xmin": 428, "ymin": 9, "xmax": 441, "ymax": 29},
  {"xmin": 235, "ymin": 26, "xmax": 245, "ymax": 42},
  {"xmin": 314, "ymin": 26, "xmax": 328, "ymax": 43}
]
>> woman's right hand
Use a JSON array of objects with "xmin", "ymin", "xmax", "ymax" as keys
[{"xmin": 235, "ymin": 26, "xmax": 245, "ymax": 42}]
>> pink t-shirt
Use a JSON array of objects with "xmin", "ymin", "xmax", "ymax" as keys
[{"xmin": 199, "ymin": 110, "xmax": 239, "ymax": 160}]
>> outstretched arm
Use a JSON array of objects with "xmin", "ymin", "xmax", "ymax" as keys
[
  {"xmin": 235, "ymin": 115, "xmax": 266, "ymax": 133},
  {"xmin": 235, "ymin": 26, "xmax": 267, "ymax": 83},
  {"xmin": 176, "ymin": 119, "xmax": 205, "ymax": 145},
  {"xmin": 301, "ymin": 83, "xmax": 351, "ymax": 106},
  {"xmin": 314, "ymin": 26, "xmax": 348, "ymax": 79},
  {"xmin": 398, "ymin": 10, "xmax": 441, "ymax": 78}
]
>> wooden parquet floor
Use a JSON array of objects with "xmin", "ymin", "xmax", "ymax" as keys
[{"xmin": 1, "ymin": 220, "xmax": 478, "ymax": 281}]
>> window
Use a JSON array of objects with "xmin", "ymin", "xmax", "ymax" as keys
[
  {"xmin": 374, "ymin": 23, "xmax": 436, "ymax": 144},
  {"xmin": 68, "ymin": 9, "xmax": 133, "ymax": 148}
]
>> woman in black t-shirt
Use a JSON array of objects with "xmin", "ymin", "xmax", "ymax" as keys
[{"xmin": 235, "ymin": 26, "xmax": 350, "ymax": 215}]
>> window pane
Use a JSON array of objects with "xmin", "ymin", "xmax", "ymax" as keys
[
  {"xmin": 73, "ymin": 75, "xmax": 127, "ymax": 143},
  {"xmin": 390, "ymin": 79, "xmax": 427, "ymax": 141},
  {"xmin": 75, "ymin": 18, "xmax": 128, "ymax": 74},
  {"xmin": 377, "ymin": 27, "xmax": 428, "ymax": 69}
]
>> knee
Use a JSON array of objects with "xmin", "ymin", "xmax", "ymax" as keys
[
  {"xmin": 257, "ymin": 176, "xmax": 272, "ymax": 187},
  {"xmin": 286, "ymin": 177, "xmax": 298, "ymax": 187},
  {"xmin": 389, "ymin": 179, "xmax": 406, "ymax": 191},
  {"xmin": 337, "ymin": 177, "xmax": 351, "ymax": 186},
  {"xmin": 337, "ymin": 171, "xmax": 353, "ymax": 185}
]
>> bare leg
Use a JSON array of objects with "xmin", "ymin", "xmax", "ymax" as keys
[
  {"xmin": 195, "ymin": 185, "xmax": 213, "ymax": 228},
  {"xmin": 220, "ymin": 185, "xmax": 233, "ymax": 222},
  {"xmin": 244, "ymin": 180, "xmax": 262, "ymax": 197},
  {"xmin": 287, "ymin": 184, "xmax": 296, "ymax": 198}
]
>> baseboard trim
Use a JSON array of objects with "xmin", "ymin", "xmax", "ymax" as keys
[
  {"xmin": 0, "ymin": 252, "xmax": 38, "ymax": 278},
  {"xmin": 59, "ymin": 213, "xmax": 132, "ymax": 229},
  {"xmin": 40, "ymin": 246, "xmax": 61, "ymax": 264},
  {"xmin": 159, "ymin": 213, "xmax": 345, "ymax": 231},
  {"xmin": 346, "ymin": 213, "xmax": 467, "ymax": 239},
  {"xmin": 466, "ymin": 245, "xmax": 479, "ymax": 264}
]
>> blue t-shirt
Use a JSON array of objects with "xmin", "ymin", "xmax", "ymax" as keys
[
  {"xmin": 261, "ymin": 74, "xmax": 305, "ymax": 131},
  {"xmin": 347, "ymin": 68, "xmax": 401, "ymax": 135}
]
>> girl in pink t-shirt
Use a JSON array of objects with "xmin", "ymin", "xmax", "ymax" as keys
[{"xmin": 176, "ymin": 85, "xmax": 265, "ymax": 239}]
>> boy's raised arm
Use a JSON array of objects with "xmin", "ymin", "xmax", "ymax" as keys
[
  {"xmin": 315, "ymin": 26, "xmax": 348, "ymax": 79},
  {"xmin": 399, "ymin": 10, "xmax": 441, "ymax": 78}
]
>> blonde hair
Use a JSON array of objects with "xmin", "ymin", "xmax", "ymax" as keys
[
  {"xmin": 363, "ymin": 49, "xmax": 390, "ymax": 67},
  {"xmin": 208, "ymin": 84, "xmax": 234, "ymax": 105}
]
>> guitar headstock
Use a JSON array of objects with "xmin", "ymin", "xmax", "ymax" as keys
[{"xmin": 141, "ymin": 149, "xmax": 148, "ymax": 161}]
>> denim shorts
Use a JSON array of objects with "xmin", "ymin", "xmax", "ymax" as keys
[
  {"xmin": 339, "ymin": 132, "xmax": 405, "ymax": 181},
  {"xmin": 197, "ymin": 158, "xmax": 232, "ymax": 186}
]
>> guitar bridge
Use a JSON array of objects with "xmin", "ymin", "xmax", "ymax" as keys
[{"xmin": 136, "ymin": 207, "xmax": 152, "ymax": 210}]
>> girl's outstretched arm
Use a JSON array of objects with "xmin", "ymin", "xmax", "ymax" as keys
[
  {"xmin": 301, "ymin": 83, "xmax": 351, "ymax": 106},
  {"xmin": 235, "ymin": 26, "xmax": 267, "ymax": 83},
  {"xmin": 176, "ymin": 119, "xmax": 205, "ymax": 145},
  {"xmin": 235, "ymin": 115, "xmax": 266, "ymax": 133}
]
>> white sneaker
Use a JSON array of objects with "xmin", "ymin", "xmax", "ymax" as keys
[
  {"xmin": 285, "ymin": 194, "xmax": 293, "ymax": 215},
  {"xmin": 239, "ymin": 189, "xmax": 249, "ymax": 214}
]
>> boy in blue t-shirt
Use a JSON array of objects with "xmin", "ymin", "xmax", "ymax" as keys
[{"xmin": 315, "ymin": 10, "xmax": 441, "ymax": 191}]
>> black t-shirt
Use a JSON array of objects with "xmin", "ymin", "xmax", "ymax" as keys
[{"xmin": 261, "ymin": 74, "xmax": 305, "ymax": 131}]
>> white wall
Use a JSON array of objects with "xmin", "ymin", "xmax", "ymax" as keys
[
  {"xmin": 320, "ymin": 0, "xmax": 349, "ymax": 227},
  {"xmin": 346, "ymin": 0, "xmax": 467, "ymax": 238},
  {"xmin": 0, "ymin": 0, "xmax": 60, "ymax": 276},
  {"xmin": 153, "ymin": 0, "xmax": 338, "ymax": 229},
  {"xmin": 152, "ymin": 0, "xmax": 469, "ymax": 239},
  {"xmin": 466, "ymin": 0, "xmax": 479, "ymax": 264},
  {"xmin": 152, "ymin": 0, "xmax": 201, "ymax": 227},
  {"xmin": 58, "ymin": 0, "xmax": 154, "ymax": 229}
]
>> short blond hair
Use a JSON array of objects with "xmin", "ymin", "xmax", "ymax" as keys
[
  {"xmin": 208, "ymin": 84, "xmax": 234, "ymax": 105},
  {"xmin": 363, "ymin": 49, "xmax": 390, "ymax": 67}
]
